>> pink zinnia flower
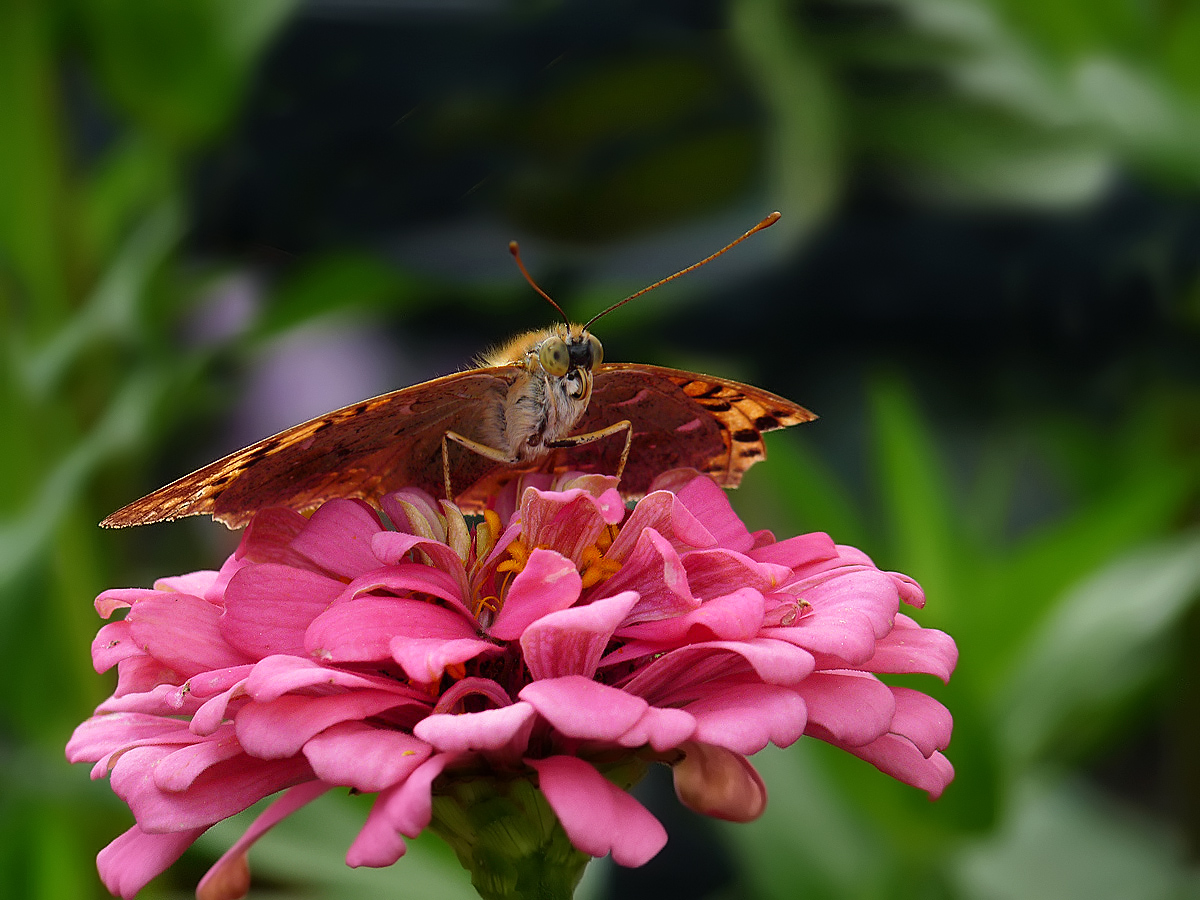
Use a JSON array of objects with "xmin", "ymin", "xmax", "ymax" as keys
[{"xmin": 68, "ymin": 469, "xmax": 956, "ymax": 899}]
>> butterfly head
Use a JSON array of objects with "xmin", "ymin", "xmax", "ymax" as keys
[{"xmin": 489, "ymin": 323, "xmax": 603, "ymax": 396}]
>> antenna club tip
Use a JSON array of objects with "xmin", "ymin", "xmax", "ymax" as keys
[
  {"xmin": 767, "ymin": 211, "xmax": 781, "ymax": 222},
  {"xmin": 508, "ymin": 241, "xmax": 520, "ymax": 255}
]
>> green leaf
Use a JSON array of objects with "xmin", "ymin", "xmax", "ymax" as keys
[
  {"xmin": 731, "ymin": 0, "xmax": 842, "ymax": 242},
  {"xmin": 954, "ymin": 774, "xmax": 1200, "ymax": 900},
  {"xmin": 1001, "ymin": 530, "xmax": 1200, "ymax": 762}
]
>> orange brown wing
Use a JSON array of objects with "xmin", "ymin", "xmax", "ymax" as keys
[
  {"xmin": 559, "ymin": 363, "xmax": 816, "ymax": 498},
  {"xmin": 101, "ymin": 368, "xmax": 520, "ymax": 530}
]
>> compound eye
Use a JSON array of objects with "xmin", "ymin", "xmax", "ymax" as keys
[
  {"xmin": 539, "ymin": 337, "xmax": 570, "ymax": 376},
  {"xmin": 587, "ymin": 334, "xmax": 604, "ymax": 369}
]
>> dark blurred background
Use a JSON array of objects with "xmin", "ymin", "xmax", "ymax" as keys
[{"xmin": 3, "ymin": 1, "xmax": 1199, "ymax": 898}]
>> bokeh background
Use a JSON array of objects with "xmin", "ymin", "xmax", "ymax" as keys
[{"xmin": 4, "ymin": 1, "xmax": 1200, "ymax": 898}]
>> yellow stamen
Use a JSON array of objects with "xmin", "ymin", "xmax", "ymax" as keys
[
  {"xmin": 496, "ymin": 538, "xmax": 531, "ymax": 575},
  {"xmin": 445, "ymin": 662, "xmax": 467, "ymax": 681},
  {"xmin": 579, "ymin": 543, "xmax": 622, "ymax": 589}
]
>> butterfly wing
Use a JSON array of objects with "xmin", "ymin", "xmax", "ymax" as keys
[
  {"xmin": 561, "ymin": 363, "xmax": 816, "ymax": 498},
  {"xmin": 101, "ymin": 368, "xmax": 521, "ymax": 529}
]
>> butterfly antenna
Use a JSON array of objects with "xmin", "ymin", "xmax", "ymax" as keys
[
  {"xmin": 583, "ymin": 211, "xmax": 781, "ymax": 330},
  {"xmin": 509, "ymin": 241, "xmax": 571, "ymax": 326}
]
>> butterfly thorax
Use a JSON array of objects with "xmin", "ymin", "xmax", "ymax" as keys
[{"xmin": 476, "ymin": 323, "xmax": 603, "ymax": 462}]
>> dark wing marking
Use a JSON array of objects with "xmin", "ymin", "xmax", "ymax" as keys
[
  {"xmin": 562, "ymin": 363, "xmax": 815, "ymax": 499},
  {"xmin": 101, "ymin": 368, "xmax": 518, "ymax": 529}
]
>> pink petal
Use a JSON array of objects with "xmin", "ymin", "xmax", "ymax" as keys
[
  {"xmin": 290, "ymin": 498, "xmax": 384, "ymax": 578},
  {"xmin": 617, "ymin": 587, "xmax": 764, "ymax": 645},
  {"xmin": 347, "ymin": 753, "xmax": 460, "ymax": 867},
  {"xmin": 672, "ymin": 742, "xmax": 766, "ymax": 822},
  {"xmin": 890, "ymin": 571, "xmax": 925, "ymax": 607},
  {"xmin": 790, "ymin": 566, "xmax": 900, "ymax": 639},
  {"xmin": 530, "ymin": 755, "xmax": 666, "ymax": 866},
  {"xmin": 389, "ymin": 636, "xmax": 500, "ymax": 684},
  {"xmin": 382, "ymin": 488, "xmax": 446, "ymax": 542},
  {"xmin": 799, "ymin": 671, "xmax": 896, "ymax": 748},
  {"xmin": 619, "ymin": 638, "xmax": 816, "ymax": 702},
  {"xmin": 109, "ymin": 655, "xmax": 180, "ymax": 700},
  {"xmin": 236, "ymin": 691, "xmax": 417, "ymax": 759},
  {"xmin": 521, "ymin": 592, "xmax": 640, "ymax": 680},
  {"xmin": 488, "ymin": 549, "xmax": 582, "ymax": 641},
  {"xmin": 772, "ymin": 606, "xmax": 880, "ymax": 666},
  {"xmin": 236, "ymin": 507, "xmax": 310, "ymax": 567},
  {"xmin": 682, "ymin": 548, "xmax": 788, "ymax": 600},
  {"xmin": 841, "ymin": 733, "xmax": 956, "ymax": 798},
  {"xmin": 153, "ymin": 728, "xmax": 244, "ymax": 791},
  {"xmin": 95, "ymin": 588, "xmax": 162, "ymax": 618},
  {"xmin": 520, "ymin": 676, "xmax": 649, "ymax": 740},
  {"xmin": 606, "ymin": 490, "xmax": 715, "ymax": 563},
  {"xmin": 303, "ymin": 722, "xmax": 431, "ymax": 791},
  {"xmin": 243, "ymin": 654, "xmax": 424, "ymax": 703},
  {"xmin": 615, "ymin": 705, "xmax": 696, "ymax": 753},
  {"xmin": 127, "ymin": 594, "xmax": 251, "ymax": 676},
  {"xmin": 369, "ymin": 531, "xmax": 468, "ymax": 594},
  {"xmin": 683, "ymin": 683, "xmax": 807, "ymax": 754},
  {"xmin": 413, "ymin": 703, "xmax": 536, "ymax": 753},
  {"xmin": 97, "ymin": 824, "xmax": 206, "ymax": 900},
  {"xmin": 153, "ymin": 570, "xmax": 221, "ymax": 597},
  {"xmin": 197, "ymin": 781, "xmax": 330, "ymax": 900},
  {"xmin": 332, "ymin": 562, "xmax": 472, "ymax": 615},
  {"xmin": 888, "ymin": 687, "xmax": 953, "ymax": 757},
  {"xmin": 307, "ymin": 596, "xmax": 479, "ymax": 663},
  {"xmin": 221, "ymin": 563, "xmax": 344, "ymax": 658},
  {"xmin": 112, "ymin": 745, "xmax": 313, "ymax": 831},
  {"xmin": 672, "ymin": 474, "xmax": 754, "ymax": 553},
  {"xmin": 748, "ymin": 532, "xmax": 838, "ymax": 568},
  {"xmin": 520, "ymin": 488, "xmax": 611, "ymax": 564},
  {"xmin": 594, "ymin": 528, "xmax": 697, "ymax": 622},
  {"xmin": 863, "ymin": 614, "xmax": 958, "ymax": 683},
  {"xmin": 66, "ymin": 713, "xmax": 200, "ymax": 768}
]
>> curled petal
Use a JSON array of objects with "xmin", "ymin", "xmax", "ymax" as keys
[
  {"xmin": 390, "ymin": 636, "xmax": 500, "ymax": 685},
  {"xmin": 521, "ymin": 591, "xmax": 640, "ymax": 680},
  {"xmin": 520, "ymin": 677, "xmax": 648, "ymax": 741},
  {"xmin": 617, "ymin": 587, "xmax": 764, "ymax": 645},
  {"xmin": 197, "ymin": 781, "xmax": 331, "ymax": 900},
  {"xmin": 684, "ymin": 683, "xmax": 807, "ymax": 754},
  {"xmin": 290, "ymin": 498, "xmax": 384, "ymax": 578},
  {"xmin": 303, "ymin": 722, "xmax": 431, "ymax": 791},
  {"xmin": 347, "ymin": 753, "xmax": 461, "ymax": 867},
  {"xmin": 489, "ymin": 549, "xmax": 582, "ymax": 641},
  {"xmin": 97, "ymin": 825, "xmax": 206, "ymax": 900},
  {"xmin": 414, "ymin": 703, "xmax": 536, "ymax": 754},
  {"xmin": 748, "ymin": 532, "xmax": 838, "ymax": 568},
  {"xmin": 529, "ymin": 755, "xmax": 666, "ymax": 866},
  {"xmin": 842, "ymin": 733, "xmax": 955, "ymax": 798},
  {"xmin": 670, "ymin": 474, "xmax": 754, "ymax": 553},
  {"xmin": 520, "ymin": 488, "xmax": 614, "ymax": 564},
  {"xmin": 236, "ymin": 691, "xmax": 419, "ymax": 759},
  {"xmin": 595, "ymin": 529, "xmax": 696, "ymax": 622},
  {"xmin": 799, "ymin": 671, "xmax": 897, "ymax": 748},
  {"xmin": 112, "ymin": 745, "xmax": 313, "ymax": 831},
  {"xmin": 889, "ymin": 687, "xmax": 953, "ymax": 757},
  {"xmin": 307, "ymin": 596, "xmax": 478, "ymax": 663},
  {"xmin": 672, "ymin": 742, "xmax": 766, "ymax": 822},
  {"xmin": 863, "ymin": 613, "xmax": 958, "ymax": 683}
]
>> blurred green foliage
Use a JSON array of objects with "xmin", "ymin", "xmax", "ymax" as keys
[{"xmin": 2, "ymin": 1, "xmax": 1198, "ymax": 899}]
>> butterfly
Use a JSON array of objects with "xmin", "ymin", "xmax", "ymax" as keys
[{"xmin": 101, "ymin": 213, "xmax": 815, "ymax": 530}]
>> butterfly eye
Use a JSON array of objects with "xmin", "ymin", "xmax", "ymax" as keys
[
  {"xmin": 587, "ymin": 334, "xmax": 604, "ymax": 369},
  {"xmin": 539, "ymin": 337, "xmax": 570, "ymax": 376}
]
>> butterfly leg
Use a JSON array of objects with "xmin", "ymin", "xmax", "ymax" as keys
[
  {"xmin": 546, "ymin": 419, "xmax": 634, "ymax": 481},
  {"xmin": 442, "ymin": 431, "xmax": 519, "ymax": 502}
]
